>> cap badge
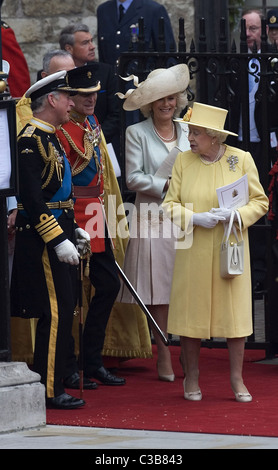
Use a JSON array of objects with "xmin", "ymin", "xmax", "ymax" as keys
[
  {"xmin": 270, "ymin": 15, "xmax": 277, "ymax": 24},
  {"xmin": 87, "ymin": 71, "xmax": 92, "ymax": 79}
]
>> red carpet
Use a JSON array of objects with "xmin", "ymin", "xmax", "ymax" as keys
[{"xmin": 47, "ymin": 346, "xmax": 278, "ymax": 437}]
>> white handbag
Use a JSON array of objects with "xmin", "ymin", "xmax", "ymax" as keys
[{"xmin": 220, "ymin": 210, "xmax": 244, "ymax": 279}]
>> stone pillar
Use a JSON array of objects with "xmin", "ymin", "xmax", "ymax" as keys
[{"xmin": 0, "ymin": 362, "xmax": 46, "ymax": 433}]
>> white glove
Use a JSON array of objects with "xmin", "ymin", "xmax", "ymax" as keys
[
  {"xmin": 75, "ymin": 227, "xmax": 90, "ymax": 255},
  {"xmin": 193, "ymin": 212, "xmax": 225, "ymax": 228},
  {"xmin": 210, "ymin": 208, "xmax": 233, "ymax": 222},
  {"xmin": 54, "ymin": 239, "xmax": 80, "ymax": 265}
]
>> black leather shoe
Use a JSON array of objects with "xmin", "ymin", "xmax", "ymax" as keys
[
  {"xmin": 89, "ymin": 366, "xmax": 126, "ymax": 385},
  {"xmin": 46, "ymin": 392, "xmax": 85, "ymax": 409},
  {"xmin": 64, "ymin": 372, "xmax": 98, "ymax": 390}
]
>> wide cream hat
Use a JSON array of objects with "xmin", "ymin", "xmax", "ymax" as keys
[
  {"xmin": 175, "ymin": 102, "xmax": 238, "ymax": 136},
  {"xmin": 117, "ymin": 63, "xmax": 190, "ymax": 111}
]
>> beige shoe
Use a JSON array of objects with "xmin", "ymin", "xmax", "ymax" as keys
[
  {"xmin": 234, "ymin": 391, "xmax": 252, "ymax": 403},
  {"xmin": 183, "ymin": 378, "xmax": 202, "ymax": 401},
  {"xmin": 157, "ymin": 362, "xmax": 175, "ymax": 382}
]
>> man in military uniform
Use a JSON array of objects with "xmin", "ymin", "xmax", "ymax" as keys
[
  {"xmin": 10, "ymin": 71, "xmax": 89, "ymax": 409},
  {"xmin": 97, "ymin": 0, "xmax": 176, "ymax": 67},
  {"xmin": 57, "ymin": 64, "xmax": 127, "ymax": 386},
  {"xmin": 267, "ymin": 9, "xmax": 278, "ymax": 47}
]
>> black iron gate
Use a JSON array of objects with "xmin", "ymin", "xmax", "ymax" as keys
[{"xmin": 117, "ymin": 16, "xmax": 278, "ymax": 358}]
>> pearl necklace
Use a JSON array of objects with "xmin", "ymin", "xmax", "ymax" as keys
[
  {"xmin": 153, "ymin": 122, "xmax": 175, "ymax": 142},
  {"xmin": 199, "ymin": 145, "xmax": 224, "ymax": 165}
]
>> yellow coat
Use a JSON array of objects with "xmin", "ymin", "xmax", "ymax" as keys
[{"xmin": 163, "ymin": 145, "xmax": 269, "ymax": 339}]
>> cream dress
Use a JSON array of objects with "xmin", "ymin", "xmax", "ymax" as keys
[
  {"xmin": 119, "ymin": 116, "xmax": 190, "ymax": 305},
  {"xmin": 163, "ymin": 145, "xmax": 269, "ymax": 339}
]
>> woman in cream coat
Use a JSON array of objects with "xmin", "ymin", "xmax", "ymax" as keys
[
  {"xmin": 118, "ymin": 64, "xmax": 190, "ymax": 381},
  {"xmin": 163, "ymin": 103, "xmax": 269, "ymax": 402}
]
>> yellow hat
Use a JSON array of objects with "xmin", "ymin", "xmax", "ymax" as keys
[{"xmin": 175, "ymin": 102, "xmax": 238, "ymax": 136}]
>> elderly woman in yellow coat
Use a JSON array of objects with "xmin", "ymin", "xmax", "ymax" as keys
[{"xmin": 163, "ymin": 103, "xmax": 269, "ymax": 403}]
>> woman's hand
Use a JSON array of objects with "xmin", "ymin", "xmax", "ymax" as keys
[
  {"xmin": 210, "ymin": 207, "xmax": 232, "ymax": 222},
  {"xmin": 193, "ymin": 212, "xmax": 225, "ymax": 228}
]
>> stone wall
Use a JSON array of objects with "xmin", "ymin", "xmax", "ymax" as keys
[{"xmin": 1, "ymin": 0, "xmax": 194, "ymax": 84}]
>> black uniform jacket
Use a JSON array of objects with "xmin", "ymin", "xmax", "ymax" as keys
[{"xmin": 11, "ymin": 120, "xmax": 77, "ymax": 318}]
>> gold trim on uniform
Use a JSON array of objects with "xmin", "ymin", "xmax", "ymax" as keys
[
  {"xmin": 20, "ymin": 125, "xmax": 35, "ymax": 137},
  {"xmin": 19, "ymin": 122, "xmax": 63, "ymax": 187},
  {"xmin": 35, "ymin": 213, "xmax": 63, "ymax": 243},
  {"xmin": 42, "ymin": 246, "xmax": 58, "ymax": 398},
  {"xmin": 18, "ymin": 199, "xmax": 74, "ymax": 211},
  {"xmin": 60, "ymin": 119, "xmax": 102, "ymax": 177},
  {"xmin": 30, "ymin": 117, "xmax": 56, "ymax": 134}
]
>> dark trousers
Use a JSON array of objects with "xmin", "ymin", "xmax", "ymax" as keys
[
  {"xmin": 33, "ymin": 246, "xmax": 77, "ymax": 398},
  {"xmin": 83, "ymin": 236, "xmax": 120, "ymax": 373},
  {"xmin": 65, "ymin": 236, "xmax": 120, "ymax": 377}
]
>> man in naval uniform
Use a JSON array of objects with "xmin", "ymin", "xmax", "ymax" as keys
[{"xmin": 10, "ymin": 71, "xmax": 90, "ymax": 409}]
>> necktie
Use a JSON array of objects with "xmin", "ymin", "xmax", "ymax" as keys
[{"xmin": 119, "ymin": 4, "xmax": 125, "ymax": 22}]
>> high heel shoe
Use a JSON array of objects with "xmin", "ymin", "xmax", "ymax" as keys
[
  {"xmin": 234, "ymin": 391, "xmax": 252, "ymax": 403},
  {"xmin": 183, "ymin": 378, "xmax": 202, "ymax": 401},
  {"xmin": 157, "ymin": 362, "xmax": 175, "ymax": 382}
]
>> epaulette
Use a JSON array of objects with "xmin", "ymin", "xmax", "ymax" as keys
[{"xmin": 21, "ymin": 125, "xmax": 36, "ymax": 137}]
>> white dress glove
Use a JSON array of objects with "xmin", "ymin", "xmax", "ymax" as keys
[
  {"xmin": 54, "ymin": 239, "xmax": 80, "ymax": 265},
  {"xmin": 210, "ymin": 208, "xmax": 232, "ymax": 222},
  {"xmin": 192, "ymin": 212, "xmax": 226, "ymax": 228},
  {"xmin": 75, "ymin": 227, "xmax": 91, "ymax": 255}
]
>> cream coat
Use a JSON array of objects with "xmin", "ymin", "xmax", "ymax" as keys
[
  {"xmin": 163, "ymin": 145, "xmax": 269, "ymax": 339},
  {"xmin": 120, "ymin": 116, "xmax": 190, "ymax": 304}
]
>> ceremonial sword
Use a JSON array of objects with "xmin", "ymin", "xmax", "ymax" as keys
[{"xmin": 115, "ymin": 261, "xmax": 170, "ymax": 346}]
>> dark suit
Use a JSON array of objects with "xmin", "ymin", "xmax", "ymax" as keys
[
  {"xmin": 227, "ymin": 51, "xmax": 278, "ymax": 290},
  {"xmin": 227, "ymin": 51, "xmax": 278, "ymax": 178},
  {"xmin": 89, "ymin": 61, "xmax": 120, "ymax": 145},
  {"xmin": 97, "ymin": 0, "xmax": 176, "ymax": 67}
]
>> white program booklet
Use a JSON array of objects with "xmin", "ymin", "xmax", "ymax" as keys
[
  {"xmin": 154, "ymin": 146, "xmax": 181, "ymax": 178},
  {"xmin": 107, "ymin": 143, "xmax": 121, "ymax": 178},
  {"xmin": 0, "ymin": 108, "xmax": 11, "ymax": 189},
  {"xmin": 216, "ymin": 174, "xmax": 249, "ymax": 209}
]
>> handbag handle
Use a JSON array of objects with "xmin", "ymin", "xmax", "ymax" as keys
[{"xmin": 222, "ymin": 210, "xmax": 243, "ymax": 245}]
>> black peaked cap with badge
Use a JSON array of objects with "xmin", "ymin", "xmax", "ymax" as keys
[
  {"xmin": 267, "ymin": 9, "xmax": 278, "ymax": 28},
  {"xmin": 65, "ymin": 64, "xmax": 101, "ymax": 93}
]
